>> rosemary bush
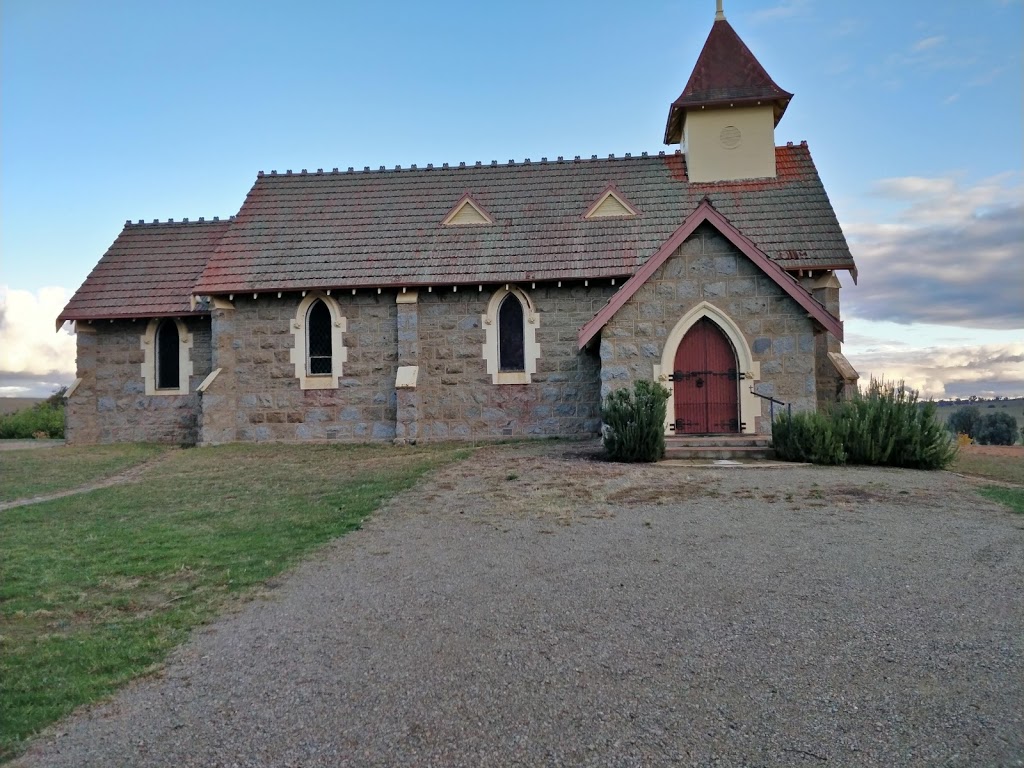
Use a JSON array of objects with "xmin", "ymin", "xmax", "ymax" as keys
[
  {"xmin": 774, "ymin": 379, "xmax": 957, "ymax": 470},
  {"xmin": 771, "ymin": 410, "xmax": 846, "ymax": 464},
  {"xmin": 602, "ymin": 380, "xmax": 671, "ymax": 463}
]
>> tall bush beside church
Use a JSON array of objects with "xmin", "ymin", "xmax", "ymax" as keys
[
  {"xmin": 774, "ymin": 379, "xmax": 956, "ymax": 470},
  {"xmin": 602, "ymin": 381, "xmax": 671, "ymax": 463}
]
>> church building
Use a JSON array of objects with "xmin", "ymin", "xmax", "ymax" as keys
[{"xmin": 58, "ymin": 3, "xmax": 858, "ymax": 445}]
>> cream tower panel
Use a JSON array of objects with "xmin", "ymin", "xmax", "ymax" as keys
[{"xmin": 683, "ymin": 105, "xmax": 777, "ymax": 182}]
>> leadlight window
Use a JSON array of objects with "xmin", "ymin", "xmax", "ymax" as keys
[
  {"xmin": 498, "ymin": 293, "xmax": 525, "ymax": 372},
  {"xmin": 307, "ymin": 299, "xmax": 333, "ymax": 375},
  {"xmin": 155, "ymin": 318, "xmax": 180, "ymax": 389}
]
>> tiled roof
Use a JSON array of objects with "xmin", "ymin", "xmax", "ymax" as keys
[
  {"xmin": 194, "ymin": 143, "xmax": 853, "ymax": 295},
  {"xmin": 58, "ymin": 219, "xmax": 231, "ymax": 325},
  {"xmin": 664, "ymin": 18, "xmax": 793, "ymax": 143}
]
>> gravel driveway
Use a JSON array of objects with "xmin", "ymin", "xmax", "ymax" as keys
[{"xmin": 14, "ymin": 443, "xmax": 1024, "ymax": 767}]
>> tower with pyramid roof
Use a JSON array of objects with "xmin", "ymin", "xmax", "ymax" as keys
[{"xmin": 665, "ymin": 1, "xmax": 793, "ymax": 182}]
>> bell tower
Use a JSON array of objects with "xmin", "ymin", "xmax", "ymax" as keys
[{"xmin": 664, "ymin": 2, "xmax": 793, "ymax": 183}]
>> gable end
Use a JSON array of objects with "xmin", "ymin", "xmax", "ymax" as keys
[{"xmin": 578, "ymin": 198, "xmax": 843, "ymax": 348}]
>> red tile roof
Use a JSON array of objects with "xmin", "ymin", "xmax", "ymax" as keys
[
  {"xmin": 193, "ymin": 144, "xmax": 853, "ymax": 296},
  {"xmin": 57, "ymin": 219, "xmax": 231, "ymax": 326},
  {"xmin": 664, "ymin": 18, "xmax": 793, "ymax": 144}
]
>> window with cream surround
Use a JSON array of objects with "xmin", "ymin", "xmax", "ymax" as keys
[
  {"xmin": 482, "ymin": 285, "xmax": 540, "ymax": 385},
  {"xmin": 290, "ymin": 293, "xmax": 348, "ymax": 389},
  {"xmin": 141, "ymin": 317, "xmax": 193, "ymax": 395}
]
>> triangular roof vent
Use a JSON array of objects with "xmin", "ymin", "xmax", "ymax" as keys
[
  {"xmin": 583, "ymin": 185, "xmax": 640, "ymax": 220},
  {"xmin": 442, "ymin": 193, "xmax": 494, "ymax": 226}
]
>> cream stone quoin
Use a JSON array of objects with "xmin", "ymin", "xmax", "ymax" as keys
[
  {"xmin": 140, "ymin": 317, "xmax": 193, "ymax": 396},
  {"xmin": 289, "ymin": 292, "xmax": 348, "ymax": 390},
  {"xmin": 481, "ymin": 285, "xmax": 541, "ymax": 385},
  {"xmin": 652, "ymin": 301, "xmax": 761, "ymax": 435}
]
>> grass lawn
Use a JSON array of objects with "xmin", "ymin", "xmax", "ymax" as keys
[
  {"xmin": 0, "ymin": 442, "xmax": 470, "ymax": 762},
  {"xmin": 950, "ymin": 449, "xmax": 1024, "ymax": 486},
  {"xmin": 979, "ymin": 487, "xmax": 1024, "ymax": 515},
  {"xmin": 0, "ymin": 444, "xmax": 167, "ymax": 502}
]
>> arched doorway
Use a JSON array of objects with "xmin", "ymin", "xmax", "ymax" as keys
[{"xmin": 672, "ymin": 318, "xmax": 740, "ymax": 434}]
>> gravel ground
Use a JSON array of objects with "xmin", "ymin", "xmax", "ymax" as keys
[{"xmin": 13, "ymin": 442, "xmax": 1024, "ymax": 767}]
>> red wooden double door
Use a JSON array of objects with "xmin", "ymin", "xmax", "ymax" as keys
[{"xmin": 672, "ymin": 318, "xmax": 740, "ymax": 434}]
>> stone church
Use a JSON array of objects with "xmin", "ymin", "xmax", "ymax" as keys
[{"xmin": 58, "ymin": 3, "xmax": 858, "ymax": 445}]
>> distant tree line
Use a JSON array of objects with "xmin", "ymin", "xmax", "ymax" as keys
[
  {"xmin": 947, "ymin": 405, "xmax": 1021, "ymax": 446},
  {"xmin": 0, "ymin": 387, "xmax": 66, "ymax": 439}
]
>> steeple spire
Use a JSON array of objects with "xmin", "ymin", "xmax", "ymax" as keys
[
  {"xmin": 663, "ymin": 15, "xmax": 793, "ymax": 145},
  {"xmin": 664, "ymin": 8, "xmax": 794, "ymax": 182}
]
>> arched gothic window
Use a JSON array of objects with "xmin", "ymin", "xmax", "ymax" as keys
[
  {"xmin": 306, "ymin": 299, "xmax": 333, "ymax": 375},
  {"xmin": 481, "ymin": 285, "xmax": 540, "ymax": 385},
  {"xmin": 498, "ymin": 293, "xmax": 525, "ymax": 372},
  {"xmin": 155, "ymin": 318, "xmax": 180, "ymax": 390},
  {"xmin": 289, "ymin": 293, "xmax": 347, "ymax": 390},
  {"xmin": 142, "ymin": 317, "xmax": 192, "ymax": 395}
]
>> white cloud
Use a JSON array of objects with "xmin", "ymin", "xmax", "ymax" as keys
[
  {"xmin": 845, "ymin": 342, "xmax": 1024, "ymax": 399},
  {"xmin": 912, "ymin": 35, "xmax": 946, "ymax": 52},
  {"xmin": 843, "ymin": 174, "xmax": 1024, "ymax": 329},
  {"xmin": 0, "ymin": 286, "xmax": 77, "ymax": 396}
]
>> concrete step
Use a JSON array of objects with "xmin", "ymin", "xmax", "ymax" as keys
[
  {"xmin": 666, "ymin": 435, "xmax": 772, "ymax": 448},
  {"xmin": 664, "ymin": 444, "xmax": 776, "ymax": 461},
  {"xmin": 664, "ymin": 435, "xmax": 774, "ymax": 460}
]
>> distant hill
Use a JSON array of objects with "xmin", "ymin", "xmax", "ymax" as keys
[{"xmin": 0, "ymin": 398, "xmax": 44, "ymax": 415}]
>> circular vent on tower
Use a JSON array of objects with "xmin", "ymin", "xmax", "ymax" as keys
[{"xmin": 720, "ymin": 125, "xmax": 742, "ymax": 150}]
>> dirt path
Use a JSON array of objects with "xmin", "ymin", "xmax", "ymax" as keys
[
  {"xmin": 0, "ymin": 439, "xmax": 64, "ymax": 451},
  {"xmin": 0, "ymin": 452, "xmax": 175, "ymax": 512}
]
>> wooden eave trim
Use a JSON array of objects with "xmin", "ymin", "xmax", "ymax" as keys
[
  {"xmin": 190, "ymin": 273, "xmax": 635, "ymax": 297},
  {"xmin": 577, "ymin": 199, "xmax": 843, "ymax": 349},
  {"xmin": 56, "ymin": 308, "xmax": 209, "ymax": 331},
  {"xmin": 784, "ymin": 263, "xmax": 859, "ymax": 285}
]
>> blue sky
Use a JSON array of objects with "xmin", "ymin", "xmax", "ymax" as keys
[{"xmin": 2, "ymin": 0, "xmax": 1022, "ymax": 398}]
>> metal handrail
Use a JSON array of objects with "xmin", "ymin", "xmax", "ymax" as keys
[{"xmin": 749, "ymin": 388, "xmax": 791, "ymax": 422}]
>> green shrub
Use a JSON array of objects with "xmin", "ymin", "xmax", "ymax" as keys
[
  {"xmin": 947, "ymin": 405, "xmax": 982, "ymax": 439},
  {"xmin": 772, "ymin": 410, "xmax": 846, "ymax": 464},
  {"xmin": 0, "ymin": 402, "xmax": 65, "ymax": 439},
  {"xmin": 774, "ymin": 379, "xmax": 956, "ymax": 470},
  {"xmin": 975, "ymin": 411, "xmax": 1019, "ymax": 446},
  {"xmin": 602, "ymin": 380, "xmax": 670, "ymax": 463}
]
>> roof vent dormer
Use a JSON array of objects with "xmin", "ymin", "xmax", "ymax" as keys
[
  {"xmin": 583, "ymin": 185, "xmax": 640, "ymax": 220},
  {"xmin": 442, "ymin": 193, "xmax": 494, "ymax": 226}
]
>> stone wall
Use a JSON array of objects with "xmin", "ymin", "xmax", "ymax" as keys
[
  {"xmin": 804, "ymin": 272, "xmax": 856, "ymax": 409},
  {"xmin": 201, "ymin": 293, "xmax": 399, "ymax": 442},
  {"xmin": 415, "ymin": 285, "xmax": 614, "ymax": 440},
  {"xmin": 66, "ymin": 317, "xmax": 210, "ymax": 444},
  {"xmin": 599, "ymin": 223, "xmax": 820, "ymax": 432},
  {"xmin": 198, "ymin": 285, "xmax": 613, "ymax": 444}
]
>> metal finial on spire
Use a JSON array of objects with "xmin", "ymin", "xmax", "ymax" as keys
[{"xmin": 715, "ymin": 0, "xmax": 725, "ymax": 20}]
